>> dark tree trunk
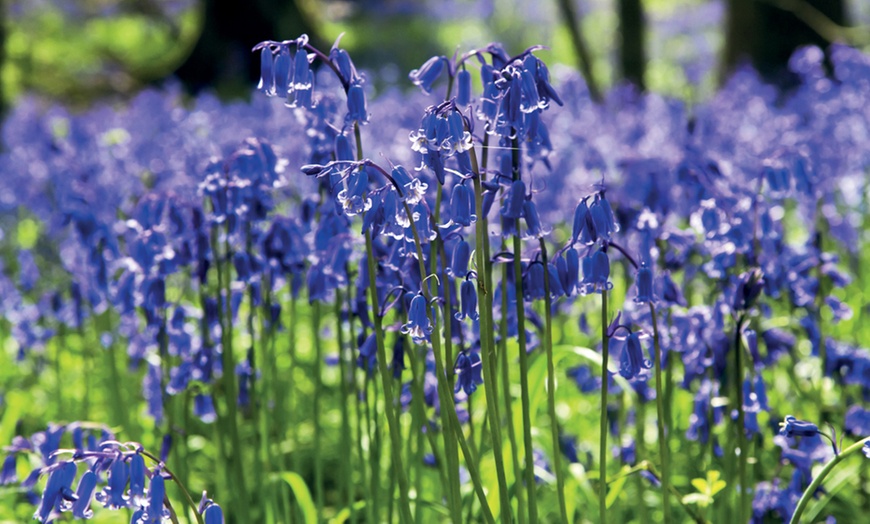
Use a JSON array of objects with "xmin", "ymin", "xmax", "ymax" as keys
[
  {"xmin": 618, "ymin": 0, "xmax": 646, "ymax": 90},
  {"xmin": 173, "ymin": 0, "xmax": 320, "ymax": 97},
  {"xmin": 721, "ymin": 0, "xmax": 847, "ymax": 87},
  {"xmin": 555, "ymin": 0, "xmax": 603, "ymax": 102}
]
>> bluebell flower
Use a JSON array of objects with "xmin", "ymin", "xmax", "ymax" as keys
[
  {"xmin": 160, "ymin": 435, "xmax": 172, "ymax": 463},
  {"xmin": 34, "ymin": 461, "xmax": 77, "ymax": 523},
  {"xmin": 734, "ymin": 268, "xmax": 765, "ymax": 312},
  {"xmin": 36, "ymin": 424, "xmax": 65, "ymax": 465},
  {"xmin": 357, "ymin": 332, "xmax": 377, "ymax": 366},
  {"xmin": 143, "ymin": 472, "xmax": 166, "ymax": 524},
  {"xmin": 407, "ymin": 202, "xmax": 438, "ymax": 244},
  {"xmin": 68, "ymin": 470, "xmax": 97, "ymax": 518},
  {"xmin": 456, "ymin": 69, "xmax": 473, "ymax": 107},
  {"xmin": 143, "ymin": 363, "xmax": 163, "ymax": 424},
  {"xmin": 293, "ymin": 46, "xmax": 312, "ymax": 91},
  {"xmin": 337, "ymin": 167, "xmax": 371, "ymax": 217},
  {"xmin": 391, "ymin": 165, "xmax": 427, "ymax": 205},
  {"xmin": 0, "ymin": 455, "xmax": 16, "ymax": 485},
  {"xmin": 501, "ymin": 179, "xmax": 526, "ymax": 219},
  {"xmin": 744, "ymin": 329, "xmax": 761, "ymax": 367},
  {"xmin": 454, "ymin": 351, "xmax": 483, "ymax": 395},
  {"xmin": 129, "ymin": 453, "xmax": 147, "ymax": 504},
  {"xmin": 526, "ymin": 53, "xmax": 562, "ymax": 107},
  {"xmin": 762, "ymin": 328, "xmax": 796, "ymax": 364},
  {"xmin": 557, "ymin": 248, "xmax": 580, "ymax": 296},
  {"xmin": 446, "ymin": 183, "xmax": 476, "ymax": 227},
  {"xmin": 618, "ymin": 331, "xmax": 652, "ymax": 380},
  {"xmin": 402, "ymin": 294, "xmax": 433, "ymax": 343},
  {"xmin": 443, "ymin": 111, "xmax": 472, "ymax": 155},
  {"xmin": 524, "ymin": 262, "xmax": 545, "ymax": 301},
  {"xmin": 634, "ymin": 264, "xmax": 655, "ymax": 304},
  {"xmin": 456, "ymin": 279, "xmax": 479, "ymax": 321},
  {"xmin": 619, "ymin": 436, "xmax": 637, "ymax": 465},
  {"xmin": 194, "ymin": 394, "xmax": 217, "ymax": 423},
  {"xmin": 204, "ymin": 503, "xmax": 225, "ymax": 524},
  {"xmin": 567, "ymin": 365, "xmax": 601, "ymax": 393},
  {"xmin": 409, "ymin": 56, "xmax": 446, "ymax": 93},
  {"xmin": 571, "ymin": 198, "xmax": 593, "ymax": 245},
  {"xmin": 272, "ymin": 45, "xmax": 292, "ymax": 96},
  {"xmin": 588, "ymin": 250, "xmax": 612, "ymax": 293},
  {"xmin": 863, "ymin": 442, "xmax": 870, "ymax": 460},
  {"xmin": 391, "ymin": 337, "xmax": 405, "ymax": 379},
  {"xmin": 686, "ymin": 379, "xmax": 721, "ymax": 444},
  {"xmin": 330, "ymin": 47, "xmax": 359, "ymax": 85},
  {"xmin": 589, "ymin": 194, "xmax": 618, "ymax": 242},
  {"xmin": 522, "ymin": 199, "xmax": 545, "ymax": 238},
  {"xmin": 547, "ymin": 262, "xmax": 565, "ymax": 297},
  {"xmin": 519, "ymin": 62, "xmax": 542, "ymax": 113},
  {"xmin": 755, "ymin": 375, "xmax": 769, "ymax": 412},
  {"xmin": 346, "ymin": 83, "xmax": 368, "ymax": 124},
  {"xmin": 257, "ymin": 45, "xmax": 274, "ymax": 94},
  {"xmin": 448, "ymin": 239, "xmax": 471, "ymax": 278},
  {"xmin": 780, "ymin": 415, "xmax": 819, "ymax": 438},
  {"xmin": 559, "ymin": 434, "xmax": 580, "ymax": 463},
  {"xmin": 99, "ymin": 455, "xmax": 130, "ymax": 509},
  {"xmin": 763, "ymin": 162, "xmax": 791, "ymax": 197},
  {"xmin": 844, "ymin": 406, "xmax": 870, "ymax": 436},
  {"xmin": 288, "ymin": 69, "xmax": 314, "ymax": 109}
]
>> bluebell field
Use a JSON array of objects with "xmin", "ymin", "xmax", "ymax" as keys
[{"xmin": 1, "ymin": 32, "xmax": 870, "ymax": 524}]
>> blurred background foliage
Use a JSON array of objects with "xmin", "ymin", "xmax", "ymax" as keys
[{"xmin": 0, "ymin": 0, "xmax": 868, "ymax": 113}]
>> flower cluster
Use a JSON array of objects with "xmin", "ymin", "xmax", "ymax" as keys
[{"xmin": 2, "ymin": 424, "xmax": 221, "ymax": 523}]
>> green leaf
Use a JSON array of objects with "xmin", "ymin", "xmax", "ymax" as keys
[
  {"xmin": 329, "ymin": 501, "xmax": 367, "ymax": 523},
  {"xmin": 274, "ymin": 472, "xmax": 318, "ymax": 524}
]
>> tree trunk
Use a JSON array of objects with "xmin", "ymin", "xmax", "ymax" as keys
[
  {"xmin": 618, "ymin": 0, "xmax": 646, "ymax": 90},
  {"xmin": 721, "ymin": 0, "xmax": 847, "ymax": 87}
]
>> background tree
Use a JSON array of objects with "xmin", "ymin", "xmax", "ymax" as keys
[
  {"xmin": 722, "ymin": 0, "xmax": 849, "ymax": 86},
  {"xmin": 618, "ymin": 0, "xmax": 646, "ymax": 90}
]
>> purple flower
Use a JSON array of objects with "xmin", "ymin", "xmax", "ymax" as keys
[
  {"xmin": 780, "ymin": 415, "xmax": 819, "ymax": 438},
  {"xmin": 455, "ymin": 279, "xmax": 479, "ymax": 321},
  {"xmin": 68, "ymin": 470, "xmax": 97, "ymax": 518},
  {"xmin": 454, "ymin": 351, "xmax": 483, "ymax": 396},
  {"xmin": 204, "ymin": 503, "xmax": 225, "ymax": 524},
  {"xmin": 33, "ymin": 461, "xmax": 76, "ymax": 522},
  {"xmin": 409, "ymin": 56, "xmax": 446, "ymax": 93},
  {"xmin": 634, "ymin": 264, "xmax": 655, "ymax": 304},
  {"xmin": 402, "ymin": 294, "xmax": 433, "ymax": 343},
  {"xmin": 618, "ymin": 331, "xmax": 652, "ymax": 380}
]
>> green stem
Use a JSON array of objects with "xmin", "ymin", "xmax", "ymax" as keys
[
  {"xmin": 311, "ymin": 302, "xmax": 325, "ymax": 519},
  {"xmin": 506, "ymin": 134, "xmax": 539, "ymax": 524},
  {"xmin": 469, "ymin": 147, "xmax": 512, "ymax": 522},
  {"xmin": 362, "ymin": 375, "xmax": 378, "ymax": 524},
  {"xmin": 599, "ymin": 289, "xmax": 610, "ymax": 524},
  {"xmin": 214, "ymin": 227, "xmax": 249, "ymax": 522},
  {"xmin": 501, "ymin": 261, "xmax": 528, "ymax": 524},
  {"xmin": 789, "ymin": 437, "xmax": 870, "ymax": 524},
  {"xmin": 539, "ymin": 239, "xmax": 568, "ymax": 522},
  {"xmin": 636, "ymin": 401, "xmax": 649, "ymax": 524},
  {"xmin": 734, "ymin": 314, "xmax": 748, "ymax": 523},
  {"xmin": 364, "ymin": 231, "xmax": 415, "ymax": 524},
  {"xmin": 650, "ymin": 303, "xmax": 671, "ymax": 523},
  {"xmin": 334, "ymin": 291, "xmax": 354, "ymax": 521}
]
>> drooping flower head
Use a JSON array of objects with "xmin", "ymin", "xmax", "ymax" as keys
[{"xmin": 402, "ymin": 293, "xmax": 433, "ymax": 343}]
